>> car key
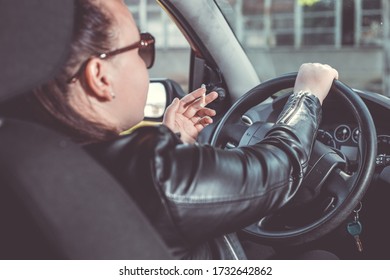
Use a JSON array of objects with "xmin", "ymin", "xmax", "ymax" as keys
[
  {"xmin": 347, "ymin": 202, "xmax": 363, "ymax": 252},
  {"xmin": 347, "ymin": 220, "xmax": 363, "ymax": 252}
]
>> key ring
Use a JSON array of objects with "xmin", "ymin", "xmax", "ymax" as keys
[
  {"xmin": 353, "ymin": 201, "xmax": 362, "ymax": 213},
  {"xmin": 353, "ymin": 201, "xmax": 362, "ymax": 222}
]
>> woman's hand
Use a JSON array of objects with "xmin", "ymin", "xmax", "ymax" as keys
[
  {"xmin": 294, "ymin": 63, "xmax": 339, "ymax": 104},
  {"xmin": 163, "ymin": 87, "xmax": 218, "ymax": 144}
]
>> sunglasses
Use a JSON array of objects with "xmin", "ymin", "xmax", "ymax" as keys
[{"xmin": 68, "ymin": 32, "xmax": 155, "ymax": 83}]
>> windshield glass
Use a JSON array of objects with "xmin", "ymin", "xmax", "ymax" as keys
[{"xmin": 215, "ymin": 0, "xmax": 386, "ymax": 95}]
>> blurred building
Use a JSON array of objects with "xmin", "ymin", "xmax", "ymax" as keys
[
  {"xmin": 226, "ymin": 0, "xmax": 382, "ymax": 48},
  {"xmin": 125, "ymin": 0, "xmax": 383, "ymax": 49}
]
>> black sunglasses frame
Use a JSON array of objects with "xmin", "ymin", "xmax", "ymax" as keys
[{"xmin": 68, "ymin": 32, "xmax": 155, "ymax": 83}]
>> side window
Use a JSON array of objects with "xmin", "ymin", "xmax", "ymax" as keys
[{"xmin": 125, "ymin": 0, "xmax": 191, "ymax": 92}]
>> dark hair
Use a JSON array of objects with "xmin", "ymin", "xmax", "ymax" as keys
[{"xmin": 34, "ymin": 0, "xmax": 119, "ymax": 143}]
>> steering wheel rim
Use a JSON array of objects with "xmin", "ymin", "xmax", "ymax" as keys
[{"xmin": 210, "ymin": 73, "xmax": 377, "ymax": 246}]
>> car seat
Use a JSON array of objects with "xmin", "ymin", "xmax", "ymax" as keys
[{"xmin": 0, "ymin": 0, "xmax": 171, "ymax": 260}]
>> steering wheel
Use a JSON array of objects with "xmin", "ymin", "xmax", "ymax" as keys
[{"xmin": 210, "ymin": 73, "xmax": 377, "ymax": 246}]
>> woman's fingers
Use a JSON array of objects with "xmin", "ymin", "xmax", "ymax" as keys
[
  {"xmin": 203, "ymin": 91, "xmax": 219, "ymax": 107},
  {"xmin": 196, "ymin": 107, "xmax": 216, "ymax": 118},
  {"xmin": 179, "ymin": 87, "xmax": 206, "ymax": 111},
  {"xmin": 181, "ymin": 91, "xmax": 218, "ymax": 118},
  {"xmin": 294, "ymin": 63, "xmax": 339, "ymax": 104},
  {"xmin": 194, "ymin": 116, "xmax": 213, "ymax": 127}
]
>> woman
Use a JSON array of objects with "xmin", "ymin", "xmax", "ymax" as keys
[{"xmin": 31, "ymin": 0, "xmax": 338, "ymax": 259}]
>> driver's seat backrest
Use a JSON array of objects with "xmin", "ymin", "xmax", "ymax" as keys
[
  {"xmin": 0, "ymin": 117, "xmax": 172, "ymax": 259},
  {"xmin": 0, "ymin": 0, "xmax": 172, "ymax": 259}
]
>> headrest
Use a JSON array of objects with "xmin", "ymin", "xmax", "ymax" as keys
[{"xmin": 0, "ymin": 0, "xmax": 74, "ymax": 102}]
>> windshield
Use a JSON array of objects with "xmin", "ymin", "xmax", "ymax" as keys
[{"xmin": 215, "ymin": 0, "xmax": 386, "ymax": 95}]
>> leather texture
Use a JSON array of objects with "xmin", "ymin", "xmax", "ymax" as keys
[{"xmin": 87, "ymin": 91, "xmax": 322, "ymax": 259}]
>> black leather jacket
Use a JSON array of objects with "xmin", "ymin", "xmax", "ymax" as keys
[{"xmin": 87, "ymin": 91, "xmax": 322, "ymax": 259}]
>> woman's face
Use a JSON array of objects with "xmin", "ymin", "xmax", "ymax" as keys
[{"xmin": 103, "ymin": 0, "xmax": 150, "ymax": 130}]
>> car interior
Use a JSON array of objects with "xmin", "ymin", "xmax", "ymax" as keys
[{"xmin": 1, "ymin": 0, "xmax": 390, "ymax": 260}]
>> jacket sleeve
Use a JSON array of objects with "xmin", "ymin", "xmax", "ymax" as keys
[{"xmin": 86, "ymin": 91, "xmax": 321, "ymax": 250}]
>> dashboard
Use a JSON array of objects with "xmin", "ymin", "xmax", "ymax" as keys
[
  {"xmin": 317, "ymin": 124, "xmax": 360, "ymax": 162},
  {"xmin": 317, "ymin": 90, "xmax": 390, "ymax": 169},
  {"xmin": 317, "ymin": 123, "xmax": 390, "ymax": 167}
]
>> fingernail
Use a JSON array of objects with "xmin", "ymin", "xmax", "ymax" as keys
[{"xmin": 201, "ymin": 84, "xmax": 206, "ymax": 89}]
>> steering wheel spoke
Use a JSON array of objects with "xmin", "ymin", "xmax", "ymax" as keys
[
  {"xmin": 325, "ymin": 168, "xmax": 356, "ymax": 203},
  {"xmin": 289, "ymin": 140, "xmax": 348, "ymax": 205},
  {"xmin": 219, "ymin": 122, "xmax": 248, "ymax": 149}
]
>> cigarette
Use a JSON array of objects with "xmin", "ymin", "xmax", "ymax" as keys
[{"xmin": 200, "ymin": 84, "xmax": 206, "ymax": 107}]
